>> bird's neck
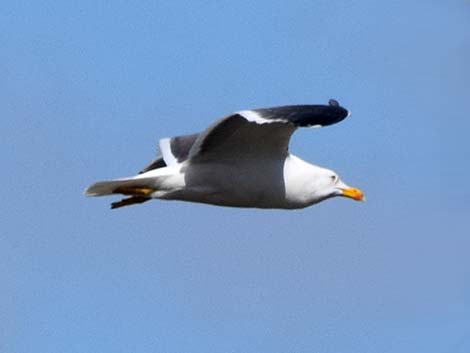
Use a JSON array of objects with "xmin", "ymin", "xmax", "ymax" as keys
[{"xmin": 283, "ymin": 154, "xmax": 324, "ymax": 207}]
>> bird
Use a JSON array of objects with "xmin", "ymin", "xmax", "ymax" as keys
[{"xmin": 85, "ymin": 99, "xmax": 364, "ymax": 209}]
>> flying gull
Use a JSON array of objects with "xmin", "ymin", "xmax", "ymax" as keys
[{"xmin": 85, "ymin": 99, "xmax": 364, "ymax": 209}]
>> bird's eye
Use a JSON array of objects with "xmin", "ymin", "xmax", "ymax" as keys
[{"xmin": 330, "ymin": 175, "xmax": 338, "ymax": 182}]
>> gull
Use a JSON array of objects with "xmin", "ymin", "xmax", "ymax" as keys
[{"xmin": 85, "ymin": 99, "xmax": 364, "ymax": 209}]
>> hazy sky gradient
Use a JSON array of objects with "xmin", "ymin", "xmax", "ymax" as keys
[{"xmin": 2, "ymin": 1, "xmax": 469, "ymax": 352}]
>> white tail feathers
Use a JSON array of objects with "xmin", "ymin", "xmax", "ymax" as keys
[
  {"xmin": 84, "ymin": 180, "xmax": 122, "ymax": 196},
  {"xmin": 84, "ymin": 177, "xmax": 157, "ymax": 197}
]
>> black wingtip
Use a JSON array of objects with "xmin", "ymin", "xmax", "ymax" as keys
[
  {"xmin": 328, "ymin": 99, "xmax": 340, "ymax": 107},
  {"xmin": 249, "ymin": 100, "xmax": 350, "ymax": 128},
  {"xmin": 291, "ymin": 100, "xmax": 349, "ymax": 127}
]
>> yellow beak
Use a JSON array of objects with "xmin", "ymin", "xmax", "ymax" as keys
[{"xmin": 341, "ymin": 187, "xmax": 365, "ymax": 201}]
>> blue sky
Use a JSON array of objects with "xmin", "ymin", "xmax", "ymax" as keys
[{"xmin": 2, "ymin": 1, "xmax": 469, "ymax": 352}]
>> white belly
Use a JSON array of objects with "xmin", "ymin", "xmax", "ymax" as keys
[{"xmin": 159, "ymin": 155, "xmax": 318, "ymax": 209}]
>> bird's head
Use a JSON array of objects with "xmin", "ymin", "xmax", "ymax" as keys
[{"xmin": 310, "ymin": 168, "xmax": 365, "ymax": 203}]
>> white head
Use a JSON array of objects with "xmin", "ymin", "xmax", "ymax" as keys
[
  {"xmin": 284, "ymin": 156, "xmax": 365, "ymax": 207},
  {"xmin": 307, "ymin": 166, "xmax": 365, "ymax": 205}
]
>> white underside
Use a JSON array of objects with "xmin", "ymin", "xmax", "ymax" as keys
[{"xmin": 127, "ymin": 154, "xmax": 334, "ymax": 209}]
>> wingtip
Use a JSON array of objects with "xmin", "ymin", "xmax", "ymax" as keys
[
  {"xmin": 328, "ymin": 98, "xmax": 350, "ymax": 119},
  {"xmin": 328, "ymin": 99, "xmax": 340, "ymax": 107}
]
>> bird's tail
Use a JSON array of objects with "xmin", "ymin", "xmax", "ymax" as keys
[
  {"xmin": 84, "ymin": 177, "xmax": 158, "ymax": 197},
  {"xmin": 84, "ymin": 176, "xmax": 159, "ymax": 209}
]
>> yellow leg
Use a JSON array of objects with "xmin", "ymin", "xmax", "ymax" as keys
[{"xmin": 114, "ymin": 186, "xmax": 155, "ymax": 196}]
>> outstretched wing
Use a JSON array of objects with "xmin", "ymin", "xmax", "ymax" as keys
[{"xmin": 188, "ymin": 99, "xmax": 349, "ymax": 163}]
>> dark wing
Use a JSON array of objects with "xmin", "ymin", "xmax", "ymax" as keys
[
  {"xmin": 139, "ymin": 132, "xmax": 199, "ymax": 173},
  {"xmin": 251, "ymin": 99, "xmax": 348, "ymax": 127},
  {"xmin": 188, "ymin": 99, "xmax": 349, "ymax": 163},
  {"xmin": 158, "ymin": 133, "xmax": 200, "ymax": 166},
  {"xmin": 139, "ymin": 157, "xmax": 167, "ymax": 174}
]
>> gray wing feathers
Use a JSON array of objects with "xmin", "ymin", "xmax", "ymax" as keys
[
  {"xmin": 168, "ymin": 133, "xmax": 199, "ymax": 162},
  {"xmin": 142, "ymin": 101, "xmax": 348, "ymax": 169},
  {"xmin": 139, "ymin": 133, "xmax": 199, "ymax": 174},
  {"xmin": 159, "ymin": 132, "xmax": 199, "ymax": 166},
  {"xmin": 139, "ymin": 157, "xmax": 167, "ymax": 174},
  {"xmin": 188, "ymin": 114, "xmax": 296, "ymax": 162}
]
